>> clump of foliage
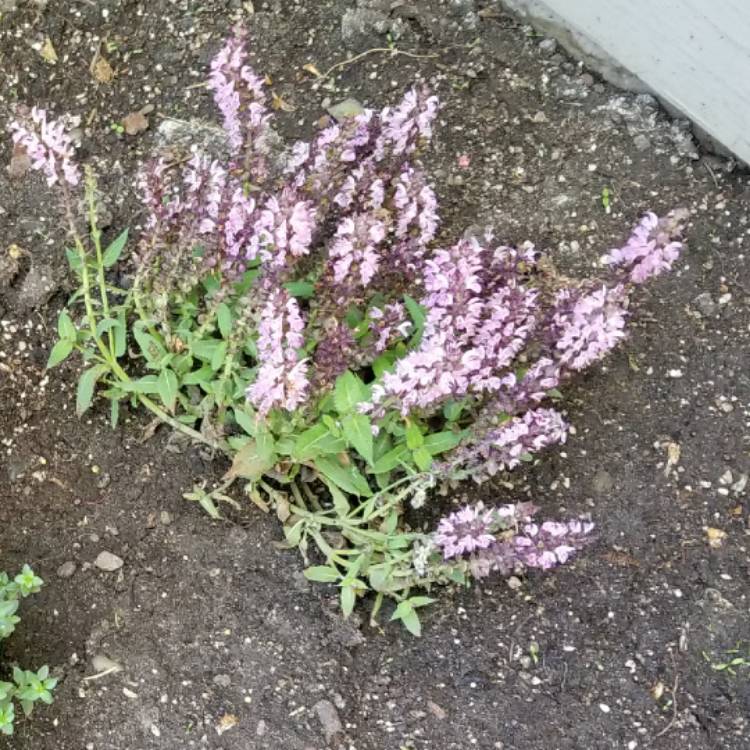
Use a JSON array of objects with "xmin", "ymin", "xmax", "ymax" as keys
[
  {"xmin": 10, "ymin": 28, "xmax": 686, "ymax": 633},
  {"xmin": 0, "ymin": 566, "xmax": 56, "ymax": 735}
]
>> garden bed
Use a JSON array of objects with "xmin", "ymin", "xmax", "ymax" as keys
[{"xmin": 1, "ymin": 1, "xmax": 748, "ymax": 749}]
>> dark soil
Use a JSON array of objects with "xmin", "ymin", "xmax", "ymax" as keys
[{"xmin": 1, "ymin": 1, "xmax": 749, "ymax": 749}]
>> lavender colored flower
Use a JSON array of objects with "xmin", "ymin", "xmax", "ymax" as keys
[
  {"xmin": 493, "ymin": 357, "xmax": 562, "ymax": 415},
  {"xmin": 433, "ymin": 503, "xmax": 497, "ymax": 559},
  {"xmin": 551, "ymin": 284, "xmax": 628, "ymax": 371},
  {"xmin": 9, "ymin": 107, "xmax": 80, "ymax": 187},
  {"xmin": 431, "ymin": 502, "xmax": 594, "ymax": 579},
  {"xmin": 392, "ymin": 166, "xmax": 439, "ymax": 246},
  {"xmin": 440, "ymin": 408, "xmax": 567, "ymax": 482},
  {"xmin": 208, "ymin": 26, "xmax": 272, "ymax": 172},
  {"xmin": 368, "ymin": 303, "xmax": 411, "ymax": 352},
  {"xmin": 367, "ymin": 238, "xmax": 539, "ymax": 416},
  {"xmin": 603, "ymin": 210, "xmax": 687, "ymax": 284},
  {"xmin": 252, "ymin": 189, "xmax": 316, "ymax": 269},
  {"xmin": 247, "ymin": 290, "xmax": 309, "ymax": 415},
  {"xmin": 378, "ymin": 87, "xmax": 439, "ymax": 156},
  {"xmin": 329, "ymin": 212, "xmax": 387, "ymax": 288},
  {"xmin": 513, "ymin": 518, "xmax": 595, "ymax": 570}
]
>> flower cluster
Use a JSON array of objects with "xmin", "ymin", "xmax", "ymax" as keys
[
  {"xmin": 603, "ymin": 209, "xmax": 687, "ymax": 284},
  {"xmin": 441, "ymin": 408, "xmax": 568, "ymax": 482},
  {"xmin": 207, "ymin": 25, "xmax": 271, "ymax": 161},
  {"xmin": 246, "ymin": 290, "xmax": 309, "ymax": 415},
  {"xmin": 431, "ymin": 502, "xmax": 594, "ymax": 579},
  {"xmin": 8, "ymin": 107, "xmax": 80, "ymax": 187},
  {"xmin": 23, "ymin": 26, "xmax": 688, "ymax": 625}
]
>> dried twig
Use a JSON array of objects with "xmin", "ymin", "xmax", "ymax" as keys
[
  {"xmin": 653, "ymin": 650, "xmax": 679, "ymax": 740},
  {"xmin": 316, "ymin": 47, "xmax": 439, "ymax": 82}
]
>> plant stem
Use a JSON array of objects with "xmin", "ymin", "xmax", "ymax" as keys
[
  {"xmin": 138, "ymin": 395, "xmax": 227, "ymax": 452},
  {"xmin": 84, "ymin": 168, "xmax": 115, "ymax": 360}
]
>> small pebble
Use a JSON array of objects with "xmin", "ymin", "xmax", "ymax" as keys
[
  {"xmin": 633, "ymin": 134, "xmax": 651, "ymax": 152},
  {"xmin": 313, "ymin": 699, "xmax": 343, "ymax": 742},
  {"xmin": 94, "ymin": 551, "xmax": 124, "ymax": 572},
  {"xmin": 538, "ymin": 38, "xmax": 557, "ymax": 56},
  {"xmin": 57, "ymin": 561, "xmax": 76, "ymax": 579}
]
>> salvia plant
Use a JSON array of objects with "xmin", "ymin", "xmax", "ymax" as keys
[
  {"xmin": 10, "ymin": 27, "xmax": 686, "ymax": 634},
  {"xmin": 0, "ymin": 566, "xmax": 56, "ymax": 735}
]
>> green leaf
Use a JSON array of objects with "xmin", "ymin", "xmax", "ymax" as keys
[
  {"xmin": 408, "ymin": 596, "xmax": 435, "ymax": 608},
  {"xmin": 442, "ymin": 400, "xmax": 464, "ymax": 422},
  {"xmin": 65, "ymin": 248, "xmax": 82, "ymax": 273},
  {"xmin": 76, "ymin": 364, "xmax": 108, "ymax": 416},
  {"xmin": 227, "ymin": 435, "xmax": 250, "ymax": 451},
  {"xmin": 210, "ymin": 340, "xmax": 228, "ymax": 371},
  {"xmin": 183, "ymin": 365, "xmax": 213, "ymax": 385},
  {"xmin": 225, "ymin": 434, "xmax": 276, "ymax": 481},
  {"xmin": 403, "ymin": 294, "xmax": 425, "ymax": 344},
  {"xmin": 95, "ymin": 317, "xmax": 118, "ymax": 338},
  {"xmin": 520, "ymin": 452, "xmax": 534, "ymax": 462},
  {"xmin": 293, "ymin": 423, "xmax": 346, "ymax": 461},
  {"xmin": 217, "ymin": 303, "xmax": 233, "ymax": 339},
  {"xmin": 102, "ymin": 228, "xmax": 128, "ymax": 267},
  {"xmin": 284, "ymin": 280, "xmax": 314, "ymax": 298},
  {"xmin": 333, "ymin": 370, "xmax": 368, "ymax": 414},
  {"xmin": 405, "ymin": 421, "xmax": 423, "ymax": 449},
  {"xmin": 340, "ymin": 585, "xmax": 356, "ymax": 618},
  {"xmin": 390, "ymin": 601, "xmax": 421, "ymax": 636},
  {"xmin": 110, "ymin": 398, "xmax": 120, "ymax": 429},
  {"xmin": 57, "ymin": 310, "xmax": 77, "ymax": 341},
  {"xmin": 412, "ymin": 446, "xmax": 433, "ymax": 471},
  {"xmin": 233, "ymin": 408, "xmax": 257, "ymax": 437},
  {"xmin": 46, "ymin": 339, "xmax": 73, "ymax": 369},
  {"xmin": 157, "ymin": 368, "xmax": 179, "ymax": 412},
  {"xmin": 368, "ymin": 567, "xmax": 390, "ymax": 593},
  {"xmin": 133, "ymin": 324, "xmax": 166, "ymax": 367},
  {"xmin": 371, "ymin": 445, "xmax": 408, "ymax": 474},
  {"xmin": 192, "ymin": 339, "xmax": 220, "ymax": 363},
  {"xmin": 119, "ymin": 375, "xmax": 160, "ymax": 395},
  {"xmin": 372, "ymin": 350, "xmax": 397, "ymax": 377},
  {"xmin": 548, "ymin": 387, "xmax": 563, "ymax": 400},
  {"xmin": 303, "ymin": 566, "xmax": 340, "ymax": 583},
  {"xmin": 314, "ymin": 455, "xmax": 372, "ymax": 497},
  {"xmin": 423, "ymin": 430, "xmax": 465, "ymax": 455},
  {"xmin": 324, "ymin": 479, "xmax": 350, "ymax": 516},
  {"xmin": 341, "ymin": 412, "xmax": 374, "ymax": 465}
]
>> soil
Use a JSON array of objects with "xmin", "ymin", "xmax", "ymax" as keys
[{"xmin": 1, "ymin": 1, "xmax": 749, "ymax": 749}]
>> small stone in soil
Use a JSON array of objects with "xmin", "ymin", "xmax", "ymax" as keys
[
  {"xmin": 94, "ymin": 551, "xmax": 124, "ymax": 571},
  {"xmin": 693, "ymin": 292, "xmax": 717, "ymax": 317},
  {"xmin": 313, "ymin": 699, "xmax": 343, "ymax": 742},
  {"xmin": 592, "ymin": 469, "xmax": 614, "ymax": 495},
  {"xmin": 633, "ymin": 134, "xmax": 651, "ymax": 151},
  {"xmin": 213, "ymin": 674, "xmax": 231, "ymax": 688},
  {"xmin": 538, "ymin": 38, "xmax": 557, "ymax": 56},
  {"xmin": 57, "ymin": 561, "xmax": 76, "ymax": 579}
]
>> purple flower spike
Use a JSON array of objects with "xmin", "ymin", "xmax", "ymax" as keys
[
  {"xmin": 514, "ymin": 518, "xmax": 595, "ymax": 570},
  {"xmin": 551, "ymin": 284, "xmax": 628, "ymax": 371},
  {"xmin": 208, "ymin": 26, "xmax": 272, "ymax": 163},
  {"xmin": 430, "ymin": 502, "xmax": 594, "ymax": 579},
  {"xmin": 9, "ymin": 107, "xmax": 80, "ymax": 187},
  {"xmin": 434, "ymin": 503, "xmax": 497, "ymax": 559},
  {"xmin": 247, "ymin": 290, "xmax": 309, "ymax": 415},
  {"xmin": 603, "ymin": 210, "xmax": 687, "ymax": 284}
]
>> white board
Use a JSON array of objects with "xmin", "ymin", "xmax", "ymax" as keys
[{"xmin": 502, "ymin": 0, "xmax": 750, "ymax": 163}]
